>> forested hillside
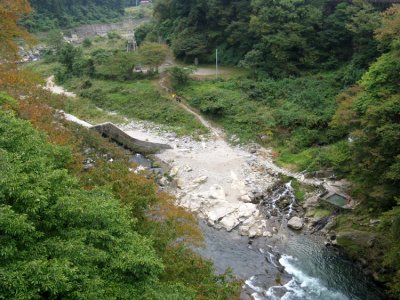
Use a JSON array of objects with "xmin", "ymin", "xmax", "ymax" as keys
[
  {"xmin": 23, "ymin": 0, "xmax": 136, "ymax": 31},
  {"xmin": 153, "ymin": 0, "xmax": 384, "ymax": 79}
]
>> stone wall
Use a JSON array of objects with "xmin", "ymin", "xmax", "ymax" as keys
[
  {"xmin": 71, "ymin": 18, "xmax": 149, "ymax": 38},
  {"xmin": 91, "ymin": 122, "xmax": 171, "ymax": 154}
]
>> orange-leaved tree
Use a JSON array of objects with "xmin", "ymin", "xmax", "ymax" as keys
[
  {"xmin": 0, "ymin": 0, "xmax": 36, "ymax": 95},
  {"xmin": 0, "ymin": 0, "xmax": 33, "ymax": 61}
]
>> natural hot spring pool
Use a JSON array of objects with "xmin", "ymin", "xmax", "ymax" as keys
[{"xmin": 325, "ymin": 193, "xmax": 347, "ymax": 207}]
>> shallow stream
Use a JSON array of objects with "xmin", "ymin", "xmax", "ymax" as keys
[
  {"xmin": 199, "ymin": 222, "xmax": 384, "ymax": 300},
  {"xmin": 133, "ymin": 153, "xmax": 385, "ymax": 300}
]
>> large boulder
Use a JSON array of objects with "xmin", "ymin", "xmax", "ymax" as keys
[{"xmin": 288, "ymin": 216, "xmax": 304, "ymax": 230}]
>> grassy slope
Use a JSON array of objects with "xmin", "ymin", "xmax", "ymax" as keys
[
  {"xmin": 178, "ymin": 72, "xmax": 347, "ymax": 172},
  {"xmin": 24, "ymin": 36, "xmax": 207, "ymax": 136},
  {"xmin": 66, "ymin": 77, "xmax": 207, "ymax": 136}
]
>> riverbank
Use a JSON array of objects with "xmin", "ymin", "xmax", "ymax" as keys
[{"xmin": 118, "ymin": 117, "xmax": 385, "ymax": 299}]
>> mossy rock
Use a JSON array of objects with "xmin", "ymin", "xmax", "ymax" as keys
[
  {"xmin": 336, "ymin": 230, "xmax": 376, "ymax": 258},
  {"xmin": 307, "ymin": 207, "xmax": 331, "ymax": 219}
]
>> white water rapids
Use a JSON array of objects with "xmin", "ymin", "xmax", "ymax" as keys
[{"xmin": 247, "ymin": 254, "xmax": 348, "ymax": 300}]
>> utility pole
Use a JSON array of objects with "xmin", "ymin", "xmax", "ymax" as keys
[
  {"xmin": 136, "ymin": 0, "xmax": 138, "ymax": 7},
  {"xmin": 216, "ymin": 48, "xmax": 218, "ymax": 79}
]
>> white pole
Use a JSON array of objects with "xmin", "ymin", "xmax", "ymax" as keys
[{"xmin": 216, "ymin": 48, "xmax": 218, "ymax": 79}]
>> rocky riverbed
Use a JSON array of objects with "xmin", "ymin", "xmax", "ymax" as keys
[
  {"xmin": 119, "ymin": 120, "xmax": 384, "ymax": 300},
  {"xmin": 120, "ymin": 120, "xmax": 299, "ymax": 238}
]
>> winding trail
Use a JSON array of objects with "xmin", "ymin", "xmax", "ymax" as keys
[
  {"xmin": 179, "ymin": 100, "xmax": 224, "ymax": 139},
  {"xmin": 158, "ymin": 70, "xmax": 337, "ymax": 189},
  {"xmin": 45, "ymin": 76, "xmax": 76, "ymax": 97},
  {"xmin": 158, "ymin": 70, "xmax": 224, "ymax": 139}
]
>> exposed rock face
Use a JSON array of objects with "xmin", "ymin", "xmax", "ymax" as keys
[
  {"xmin": 178, "ymin": 184, "xmax": 263, "ymax": 233},
  {"xmin": 288, "ymin": 216, "xmax": 304, "ymax": 230}
]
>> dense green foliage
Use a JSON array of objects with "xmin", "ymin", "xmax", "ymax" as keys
[
  {"xmin": 179, "ymin": 73, "xmax": 342, "ymax": 148},
  {"xmin": 337, "ymin": 12, "xmax": 400, "ymax": 293},
  {"xmin": 0, "ymin": 110, "xmax": 167, "ymax": 299},
  {"xmin": 153, "ymin": 0, "xmax": 383, "ymax": 78},
  {"xmin": 320, "ymin": 5, "xmax": 400, "ymax": 214},
  {"xmin": 22, "ymin": 0, "xmax": 137, "ymax": 31},
  {"xmin": 167, "ymin": 66, "xmax": 194, "ymax": 88}
]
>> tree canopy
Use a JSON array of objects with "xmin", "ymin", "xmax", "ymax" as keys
[
  {"xmin": 0, "ymin": 0, "xmax": 32, "ymax": 60},
  {"xmin": 0, "ymin": 110, "xmax": 167, "ymax": 299},
  {"xmin": 153, "ymin": 0, "xmax": 383, "ymax": 77},
  {"xmin": 22, "ymin": 0, "xmax": 133, "ymax": 31}
]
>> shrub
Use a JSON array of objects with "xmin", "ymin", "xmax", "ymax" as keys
[{"xmin": 82, "ymin": 37, "xmax": 92, "ymax": 47}]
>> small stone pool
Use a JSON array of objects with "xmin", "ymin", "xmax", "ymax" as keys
[{"xmin": 325, "ymin": 193, "xmax": 347, "ymax": 207}]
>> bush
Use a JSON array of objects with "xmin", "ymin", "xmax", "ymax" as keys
[
  {"xmin": 0, "ymin": 110, "xmax": 168, "ymax": 299},
  {"xmin": 82, "ymin": 37, "xmax": 92, "ymax": 48},
  {"xmin": 107, "ymin": 31, "xmax": 121, "ymax": 40},
  {"xmin": 167, "ymin": 66, "xmax": 194, "ymax": 89},
  {"xmin": 287, "ymin": 128, "xmax": 321, "ymax": 152},
  {"xmin": 0, "ymin": 92, "xmax": 19, "ymax": 110},
  {"xmin": 96, "ymin": 52, "xmax": 137, "ymax": 81}
]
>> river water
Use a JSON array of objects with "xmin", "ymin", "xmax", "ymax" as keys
[
  {"xmin": 129, "ymin": 153, "xmax": 152, "ymax": 168},
  {"xmin": 132, "ymin": 153, "xmax": 385, "ymax": 299},
  {"xmin": 199, "ymin": 222, "xmax": 385, "ymax": 300},
  {"xmin": 197, "ymin": 180, "xmax": 385, "ymax": 300}
]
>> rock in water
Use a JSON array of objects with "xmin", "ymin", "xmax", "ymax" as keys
[{"xmin": 288, "ymin": 216, "xmax": 304, "ymax": 230}]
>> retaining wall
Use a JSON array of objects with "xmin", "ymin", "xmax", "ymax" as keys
[{"xmin": 91, "ymin": 122, "xmax": 171, "ymax": 154}]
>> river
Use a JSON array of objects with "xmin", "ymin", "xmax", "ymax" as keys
[
  {"xmin": 198, "ymin": 222, "xmax": 385, "ymax": 300},
  {"xmin": 132, "ymin": 152, "xmax": 385, "ymax": 300}
]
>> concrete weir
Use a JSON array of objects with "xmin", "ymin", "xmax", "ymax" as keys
[{"xmin": 91, "ymin": 122, "xmax": 171, "ymax": 154}]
